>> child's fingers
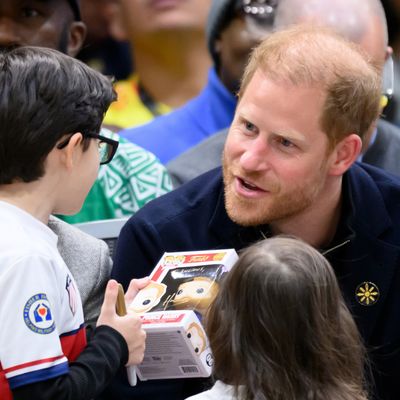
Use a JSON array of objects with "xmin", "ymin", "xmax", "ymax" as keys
[
  {"xmin": 100, "ymin": 279, "xmax": 119, "ymax": 317},
  {"xmin": 125, "ymin": 277, "xmax": 151, "ymax": 304}
]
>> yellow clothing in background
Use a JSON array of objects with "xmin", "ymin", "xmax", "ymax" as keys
[{"xmin": 104, "ymin": 74, "xmax": 171, "ymax": 129}]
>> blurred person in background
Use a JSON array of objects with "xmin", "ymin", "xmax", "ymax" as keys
[
  {"xmin": 103, "ymin": 0, "xmax": 212, "ymax": 129},
  {"xmin": 77, "ymin": 0, "xmax": 133, "ymax": 81},
  {"xmin": 120, "ymin": 0, "xmax": 277, "ymax": 164},
  {"xmin": 380, "ymin": 0, "xmax": 400, "ymax": 126}
]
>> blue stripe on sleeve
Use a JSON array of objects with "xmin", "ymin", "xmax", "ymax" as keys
[{"xmin": 8, "ymin": 361, "xmax": 69, "ymax": 389}]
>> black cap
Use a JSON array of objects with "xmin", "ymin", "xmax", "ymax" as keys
[
  {"xmin": 67, "ymin": 0, "xmax": 81, "ymax": 21},
  {"xmin": 206, "ymin": 0, "xmax": 239, "ymax": 67},
  {"xmin": 207, "ymin": 0, "xmax": 277, "ymax": 67}
]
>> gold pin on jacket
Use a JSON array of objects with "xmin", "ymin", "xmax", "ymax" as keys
[{"xmin": 355, "ymin": 282, "xmax": 379, "ymax": 306}]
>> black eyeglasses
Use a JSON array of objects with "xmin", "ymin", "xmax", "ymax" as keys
[{"xmin": 57, "ymin": 132, "xmax": 119, "ymax": 165}]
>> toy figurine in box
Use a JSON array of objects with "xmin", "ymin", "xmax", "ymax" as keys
[
  {"xmin": 130, "ymin": 249, "xmax": 238, "ymax": 381},
  {"xmin": 131, "ymin": 251, "xmax": 237, "ymax": 317},
  {"xmin": 161, "ymin": 265, "xmax": 225, "ymax": 317},
  {"xmin": 130, "ymin": 281, "xmax": 167, "ymax": 313},
  {"xmin": 186, "ymin": 321, "xmax": 207, "ymax": 355},
  {"xmin": 172, "ymin": 277, "xmax": 219, "ymax": 315}
]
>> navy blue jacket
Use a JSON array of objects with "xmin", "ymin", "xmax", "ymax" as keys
[{"xmin": 111, "ymin": 163, "xmax": 400, "ymax": 400}]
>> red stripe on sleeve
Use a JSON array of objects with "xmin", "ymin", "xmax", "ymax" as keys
[
  {"xmin": 3, "ymin": 355, "xmax": 65, "ymax": 374},
  {"xmin": 60, "ymin": 326, "xmax": 87, "ymax": 362}
]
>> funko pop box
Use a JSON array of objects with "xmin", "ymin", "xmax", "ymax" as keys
[{"xmin": 129, "ymin": 249, "xmax": 238, "ymax": 381}]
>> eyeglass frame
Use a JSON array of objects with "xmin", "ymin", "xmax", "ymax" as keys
[{"xmin": 56, "ymin": 132, "xmax": 119, "ymax": 165}]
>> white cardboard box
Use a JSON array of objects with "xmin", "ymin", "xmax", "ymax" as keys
[{"xmin": 131, "ymin": 249, "xmax": 238, "ymax": 381}]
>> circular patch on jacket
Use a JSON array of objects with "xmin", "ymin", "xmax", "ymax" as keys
[
  {"xmin": 355, "ymin": 282, "xmax": 379, "ymax": 306},
  {"xmin": 23, "ymin": 293, "xmax": 55, "ymax": 334}
]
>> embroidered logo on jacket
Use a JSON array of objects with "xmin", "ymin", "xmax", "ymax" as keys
[
  {"xmin": 355, "ymin": 282, "xmax": 379, "ymax": 306},
  {"xmin": 23, "ymin": 293, "xmax": 55, "ymax": 334}
]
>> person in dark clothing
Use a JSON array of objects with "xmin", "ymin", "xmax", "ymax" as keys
[{"xmin": 111, "ymin": 25, "xmax": 399, "ymax": 400}]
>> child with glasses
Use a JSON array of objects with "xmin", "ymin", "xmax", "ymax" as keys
[
  {"xmin": 187, "ymin": 236, "xmax": 368, "ymax": 400},
  {"xmin": 0, "ymin": 47, "xmax": 146, "ymax": 400}
]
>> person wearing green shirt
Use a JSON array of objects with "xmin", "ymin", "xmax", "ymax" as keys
[{"xmin": 59, "ymin": 128, "xmax": 172, "ymax": 223}]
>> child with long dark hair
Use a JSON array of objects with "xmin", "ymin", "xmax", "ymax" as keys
[{"xmin": 186, "ymin": 236, "xmax": 368, "ymax": 400}]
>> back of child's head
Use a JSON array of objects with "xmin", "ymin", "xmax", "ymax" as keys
[
  {"xmin": 0, "ymin": 46, "xmax": 116, "ymax": 184},
  {"xmin": 206, "ymin": 236, "xmax": 367, "ymax": 400}
]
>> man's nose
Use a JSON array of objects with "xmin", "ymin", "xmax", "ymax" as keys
[
  {"xmin": 0, "ymin": 18, "xmax": 21, "ymax": 48},
  {"xmin": 239, "ymin": 138, "xmax": 270, "ymax": 172}
]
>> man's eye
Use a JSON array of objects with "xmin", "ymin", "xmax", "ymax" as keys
[
  {"xmin": 244, "ymin": 121, "xmax": 256, "ymax": 132},
  {"xmin": 278, "ymin": 138, "xmax": 294, "ymax": 148},
  {"xmin": 21, "ymin": 8, "xmax": 40, "ymax": 18}
]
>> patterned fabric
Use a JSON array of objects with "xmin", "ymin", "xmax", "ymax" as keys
[
  {"xmin": 59, "ymin": 129, "xmax": 172, "ymax": 224},
  {"xmin": 103, "ymin": 74, "xmax": 171, "ymax": 129}
]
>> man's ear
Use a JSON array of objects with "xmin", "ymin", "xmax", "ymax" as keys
[
  {"xmin": 328, "ymin": 133, "xmax": 362, "ymax": 176},
  {"xmin": 67, "ymin": 22, "xmax": 87, "ymax": 57},
  {"xmin": 59, "ymin": 133, "xmax": 84, "ymax": 170}
]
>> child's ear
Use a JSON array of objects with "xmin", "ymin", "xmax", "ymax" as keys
[{"xmin": 59, "ymin": 132, "xmax": 84, "ymax": 170}]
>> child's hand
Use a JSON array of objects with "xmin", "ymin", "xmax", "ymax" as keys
[{"xmin": 97, "ymin": 279, "xmax": 146, "ymax": 366}]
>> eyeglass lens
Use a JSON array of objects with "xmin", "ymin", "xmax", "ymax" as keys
[{"xmin": 98, "ymin": 141, "xmax": 112, "ymax": 164}]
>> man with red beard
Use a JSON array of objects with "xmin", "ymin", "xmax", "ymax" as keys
[{"xmin": 112, "ymin": 25, "xmax": 400, "ymax": 400}]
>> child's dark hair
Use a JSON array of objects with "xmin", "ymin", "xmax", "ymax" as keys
[
  {"xmin": 0, "ymin": 46, "xmax": 116, "ymax": 184},
  {"xmin": 206, "ymin": 236, "xmax": 368, "ymax": 400}
]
